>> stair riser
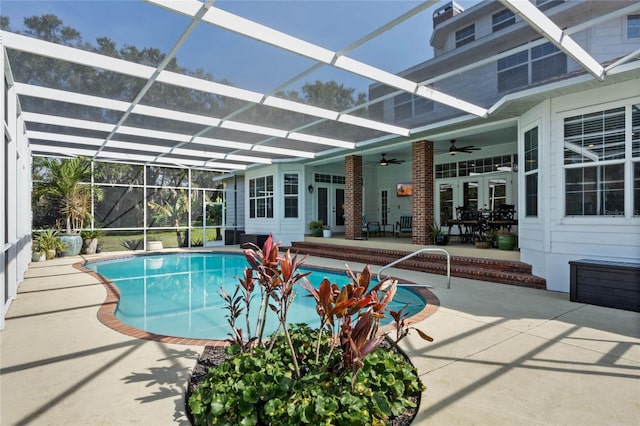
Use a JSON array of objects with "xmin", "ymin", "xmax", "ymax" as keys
[{"xmin": 288, "ymin": 243, "xmax": 546, "ymax": 290}]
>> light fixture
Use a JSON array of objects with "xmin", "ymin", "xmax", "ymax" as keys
[{"xmin": 308, "ymin": 184, "xmax": 314, "ymax": 193}]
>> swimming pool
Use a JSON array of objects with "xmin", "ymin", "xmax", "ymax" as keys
[{"xmin": 85, "ymin": 253, "xmax": 426, "ymax": 340}]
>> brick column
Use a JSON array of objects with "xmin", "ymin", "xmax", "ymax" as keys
[
  {"xmin": 344, "ymin": 155, "xmax": 363, "ymax": 240},
  {"xmin": 412, "ymin": 140, "xmax": 434, "ymax": 245}
]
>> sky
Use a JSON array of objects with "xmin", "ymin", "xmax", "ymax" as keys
[{"xmin": 1, "ymin": 0, "xmax": 481, "ymax": 95}]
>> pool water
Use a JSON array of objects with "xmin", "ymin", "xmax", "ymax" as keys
[{"xmin": 85, "ymin": 253, "xmax": 426, "ymax": 340}]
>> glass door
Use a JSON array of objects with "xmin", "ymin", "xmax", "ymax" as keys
[
  {"xmin": 316, "ymin": 184, "xmax": 345, "ymax": 231},
  {"xmin": 379, "ymin": 189, "xmax": 390, "ymax": 226},
  {"xmin": 435, "ymin": 172, "xmax": 516, "ymax": 221},
  {"xmin": 438, "ymin": 182, "xmax": 454, "ymax": 226}
]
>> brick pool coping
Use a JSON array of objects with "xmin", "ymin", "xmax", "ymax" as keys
[{"xmin": 74, "ymin": 252, "xmax": 440, "ymax": 346}]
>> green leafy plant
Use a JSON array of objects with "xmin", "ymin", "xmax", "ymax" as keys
[
  {"xmin": 33, "ymin": 157, "xmax": 103, "ymax": 234},
  {"xmin": 36, "ymin": 229, "xmax": 66, "ymax": 258},
  {"xmin": 189, "ymin": 234, "xmax": 432, "ymax": 425},
  {"xmin": 80, "ymin": 229, "xmax": 103, "ymax": 240},
  {"xmin": 308, "ymin": 220, "xmax": 325, "ymax": 237}
]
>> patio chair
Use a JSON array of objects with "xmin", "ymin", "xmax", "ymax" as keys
[
  {"xmin": 395, "ymin": 215, "xmax": 412, "ymax": 237},
  {"xmin": 362, "ymin": 215, "xmax": 381, "ymax": 239}
]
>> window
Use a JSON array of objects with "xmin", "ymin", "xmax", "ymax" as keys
[
  {"xmin": 435, "ymin": 162, "xmax": 457, "ymax": 179},
  {"xmin": 458, "ymin": 155, "xmax": 514, "ymax": 176},
  {"xmin": 629, "ymin": 15, "xmax": 640, "ymax": 39},
  {"xmin": 531, "ymin": 43, "xmax": 566, "ymax": 84},
  {"xmin": 283, "ymin": 173, "xmax": 299, "ymax": 218},
  {"xmin": 492, "ymin": 9, "xmax": 515, "ymax": 32},
  {"xmin": 633, "ymin": 104, "xmax": 640, "ymax": 216},
  {"xmin": 394, "ymin": 93, "xmax": 433, "ymax": 122},
  {"xmin": 249, "ymin": 175, "xmax": 273, "ymax": 218},
  {"xmin": 456, "ymin": 24, "xmax": 475, "ymax": 48},
  {"xmin": 498, "ymin": 42, "xmax": 566, "ymax": 93},
  {"xmin": 498, "ymin": 51, "xmax": 528, "ymax": 92},
  {"xmin": 394, "ymin": 93, "xmax": 412, "ymax": 121},
  {"xmin": 564, "ymin": 107, "xmax": 627, "ymax": 216},
  {"xmin": 524, "ymin": 126, "xmax": 539, "ymax": 217}
]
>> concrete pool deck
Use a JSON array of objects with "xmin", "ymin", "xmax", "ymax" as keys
[{"xmin": 1, "ymin": 248, "xmax": 639, "ymax": 425}]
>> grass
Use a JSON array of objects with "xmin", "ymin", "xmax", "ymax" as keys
[{"xmin": 98, "ymin": 228, "xmax": 223, "ymax": 252}]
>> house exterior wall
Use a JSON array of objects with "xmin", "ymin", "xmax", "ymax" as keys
[
  {"xmin": 519, "ymin": 79, "xmax": 640, "ymax": 292},
  {"xmin": 1, "ymin": 59, "xmax": 33, "ymax": 330},
  {"xmin": 371, "ymin": 0, "xmax": 637, "ymax": 127},
  {"xmin": 245, "ymin": 163, "xmax": 308, "ymax": 246}
]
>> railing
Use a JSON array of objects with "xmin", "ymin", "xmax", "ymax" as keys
[{"xmin": 377, "ymin": 248, "xmax": 451, "ymax": 289}]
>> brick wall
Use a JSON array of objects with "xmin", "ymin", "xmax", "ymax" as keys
[
  {"xmin": 344, "ymin": 155, "xmax": 363, "ymax": 239},
  {"xmin": 412, "ymin": 140, "xmax": 434, "ymax": 245}
]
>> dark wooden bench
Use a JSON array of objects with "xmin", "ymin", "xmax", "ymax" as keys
[{"xmin": 569, "ymin": 259, "xmax": 640, "ymax": 312}]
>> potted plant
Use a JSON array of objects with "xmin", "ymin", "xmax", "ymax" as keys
[
  {"xmin": 31, "ymin": 240, "xmax": 46, "ymax": 262},
  {"xmin": 36, "ymin": 229, "xmax": 66, "ymax": 260},
  {"xmin": 81, "ymin": 230, "xmax": 102, "ymax": 255},
  {"xmin": 428, "ymin": 222, "xmax": 449, "ymax": 245},
  {"xmin": 187, "ymin": 235, "xmax": 432, "ymax": 425},
  {"xmin": 497, "ymin": 228, "xmax": 517, "ymax": 250},
  {"xmin": 485, "ymin": 229, "xmax": 498, "ymax": 248},
  {"xmin": 322, "ymin": 225, "xmax": 332, "ymax": 238},
  {"xmin": 33, "ymin": 157, "xmax": 103, "ymax": 256},
  {"xmin": 308, "ymin": 220, "xmax": 324, "ymax": 237}
]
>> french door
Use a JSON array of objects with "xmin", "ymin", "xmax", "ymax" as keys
[
  {"xmin": 316, "ymin": 185, "xmax": 345, "ymax": 232},
  {"xmin": 436, "ymin": 172, "xmax": 516, "ymax": 224}
]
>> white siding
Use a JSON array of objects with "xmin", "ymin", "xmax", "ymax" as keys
[
  {"xmin": 245, "ymin": 164, "xmax": 308, "ymax": 246},
  {"xmin": 520, "ymin": 80, "xmax": 640, "ymax": 292}
]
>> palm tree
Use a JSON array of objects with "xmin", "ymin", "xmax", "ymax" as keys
[
  {"xmin": 33, "ymin": 156, "xmax": 102, "ymax": 234},
  {"xmin": 147, "ymin": 189, "xmax": 190, "ymax": 246}
]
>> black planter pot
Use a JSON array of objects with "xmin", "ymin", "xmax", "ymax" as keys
[{"xmin": 435, "ymin": 235, "xmax": 449, "ymax": 245}]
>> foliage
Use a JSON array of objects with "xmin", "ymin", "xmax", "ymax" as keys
[
  {"xmin": 189, "ymin": 235, "xmax": 432, "ymax": 425},
  {"xmin": 485, "ymin": 229, "xmax": 498, "ymax": 244},
  {"xmin": 80, "ymin": 229, "xmax": 103, "ymax": 240},
  {"xmin": 147, "ymin": 189, "xmax": 190, "ymax": 246},
  {"xmin": 427, "ymin": 223, "xmax": 444, "ymax": 239},
  {"xmin": 190, "ymin": 325, "xmax": 424, "ymax": 426},
  {"xmin": 119, "ymin": 238, "xmax": 143, "ymax": 251},
  {"xmin": 308, "ymin": 220, "xmax": 324, "ymax": 230},
  {"xmin": 36, "ymin": 228, "xmax": 66, "ymax": 252},
  {"xmin": 496, "ymin": 227, "xmax": 514, "ymax": 236},
  {"xmin": 32, "ymin": 156, "xmax": 103, "ymax": 234},
  {"xmin": 5, "ymin": 14, "xmax": 368, "ymax": 137},
  {"xmin": 309, "ymin": 220, "xmax": 325, "ymax": 236}
]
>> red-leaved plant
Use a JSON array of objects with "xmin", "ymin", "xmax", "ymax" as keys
[{"xmin": 222, "ymin": 234, "xmax": 432, "ymax": 385}]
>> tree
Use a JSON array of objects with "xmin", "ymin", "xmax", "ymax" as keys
[
  {"xmin": 33, "ymin": 156, "xmax": 103, "ymax": 234},
  {"xmin": 147, "ymin": 189, "xmax": 190, "ymax": 246}
]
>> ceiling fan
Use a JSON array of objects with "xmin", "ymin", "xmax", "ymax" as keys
[
  {"xmin": 449, "ymin": 139, "xmax": 480, "ymax": 155},
  {"xmin": 379, "ymin": 153, "xmax": 405, "ymax": 166}
]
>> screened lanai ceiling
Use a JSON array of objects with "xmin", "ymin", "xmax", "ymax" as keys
[{"xmin": 2, "ymin": 0, "xmax": 639, "ymax": 173}]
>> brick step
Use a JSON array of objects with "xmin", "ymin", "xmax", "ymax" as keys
[
  {"xmin": 289, "ymin": 242, "xmax": 533, "ymax": 273},
  {"xmin": 286, "ymin": 242, "xmax": 546, "ymax": 290}
]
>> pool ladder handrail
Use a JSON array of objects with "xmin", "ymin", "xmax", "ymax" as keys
[{"xmin": 377, "ymin": 248, "xmax": 451, "ymax": 290}]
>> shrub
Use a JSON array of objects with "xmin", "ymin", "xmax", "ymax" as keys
[{"xmin": 189, "ymin": 235, "xmax": 432, "ymax": 425}]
